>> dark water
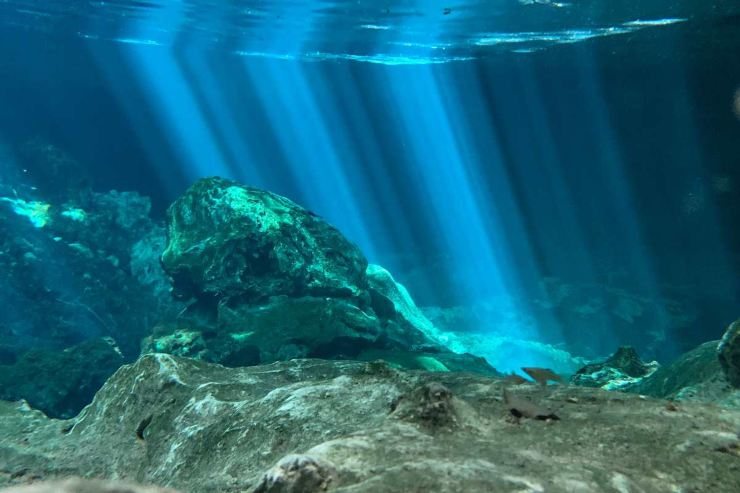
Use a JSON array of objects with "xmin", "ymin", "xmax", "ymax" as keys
[{"xmin": 0, "ymin": 1, "xmax": 739, "ymax": 384}]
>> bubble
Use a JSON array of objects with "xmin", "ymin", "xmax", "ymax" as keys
[{"xmin": 734, "ymin": 88, "xmax": 740, "ymax": 120}]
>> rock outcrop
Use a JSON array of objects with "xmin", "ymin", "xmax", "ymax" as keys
[
  {"xmin": 623, "ymin": 340, "xmax": 739, "ymax": 408},
  {"xmin": 570, "ymin": 320, "xmax": 740, "ymax": 408},
  {"xmin": 0, "ymin": 478, "xmax": 179, "ymax": 493},
  {"xmin": 1, "ymin": 355, "xmax": 739, "ymax": 492},
  {"xmin": 571, "ymin": 346, "xmax": 659, "ymax": 390},
  {"xmin": 152, "ymin": 178, "xmax": 482, "ymax": 371},
  {"xmin": 0, "ymin": 143, "xmax": 183, "ymax": 417},
  {"xmin": 0, "ymin": 182, "xmax": 180, "ymax": 359}
]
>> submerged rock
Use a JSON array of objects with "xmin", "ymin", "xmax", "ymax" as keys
[
  {"xmin": 570, "ymin": 320, "xmax": 740, "ymax": 408},
  {"xmin": 252, "ymin": 454, "xmax": 336, "ymax": 493},
  {"xmin": 0, "ymin": 183, "xmax": 181, "ymax": 359},
  {"xmin": 718, "ymin": 319, "xmax": 740, "ymax": 387},
  {"xmin": 366, "ymin": 265, "xmax": 441, "ymax": 342},
  {"xmin": 0, "ymin": 150, "xmax": 184, "ymax": 417},
  {"xmin": 630, "ymin": 340, "xmax": 739, "ymax": 407},
  {"xmin": 213, "ymin": 295, "xmax": 394, "ymax": 361},
  {"xmin": 571, "ymin": 346, "xmax": 659, "ymax": 390},
  {"xmin": 161, "ymin": 177, "xmax": 367, "ymax": 302},
  {"xmin": 599, "ymin": 346, "xmax": 658, "ymax": 377},
  {"xmin": 1, "ymin": 355, "xmax": 739, "ymax": 492},
  {"xmin": 153, "ymin": 178, "xmax": 485, "ymax": 372},
  {"xmin": 0, "ymin": 478, "xmax": 179, "ymax": 493},
  {"xmin": 391, "ymin": 381, "xmax": 459, "ymax": 430},
  {"xmin": 143, "ymin": 281, "xmax": 455, "ymax": 369},
  {"xmin": 0, "ymin": 338, "xmax": 124, "ymax": 419}
]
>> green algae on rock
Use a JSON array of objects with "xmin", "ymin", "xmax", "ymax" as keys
[
  {"xmin": 571, "ymin": 346, "xmax": 659, "ymax": 390},
  {"xmin": 571, "ymin": 337, "xmax": 740, "ymax": 408},
  {"xmin": 628, "ymin": 340, "xmax": 740, "ymax": 408},
  {"xmin": 0, "ymin": 181, "xmax": 182, "ymax": 361},
  {"xmin": 0, "ymin": 173, "xmax": 184, "ymax": 418},
  {"xmin": 153, "ymin": 177, "xmax": 491, "ymax": 374},
  {"xmin": 161, "ymin": 177, "xmax": 368, "ymax": 302}
]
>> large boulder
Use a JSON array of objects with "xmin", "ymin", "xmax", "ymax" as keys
[
  {"xmin": 718, "ymin": 319, "xmax": 740, "ymax": 387},
  {"xmin": 161, "ymin": 177, "xmax": 367, "ymax": 302},
  {"xmin": 1, "ymin": 355, "xmax": 739, "ymax": 492},
  {"xmin": 153, "ymin": 178, "xmax": 486, "ymax": 372}
]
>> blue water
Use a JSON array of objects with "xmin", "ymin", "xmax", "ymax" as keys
[
  {"xmin": 0, "ymin": 1, "xmax": 728, "ymax": 61},
  {"xmin": 0, "ymin": 1, "xmax": 739, "ymax": 373}
]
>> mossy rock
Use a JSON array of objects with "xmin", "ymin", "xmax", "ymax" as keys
[
  {"xmin": 154, "ymin": 179, "xmax": 459, "ymax": 369},
  {"xmin": 571, "ymin": 346, "xmax": 659, "ymax": 390},
  {"xmin": 631, "ymin": 341, "xmax": 730, "ymax": 400},
  {"xmin": 161, "ymin": 177, "xmax": 368, "ymax": 302},
  {"xmin": 144, "ymin": 294, "xmax": 441, "ymax": 368}
]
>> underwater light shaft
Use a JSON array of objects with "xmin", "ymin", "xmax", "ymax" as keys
[
  {"xmin": 70, "ymin": 1, "xmax": 738, "ymax": 365},
  {"xmin": 0, "ymin": 2, "xmax": 740, "ymax": 489}
]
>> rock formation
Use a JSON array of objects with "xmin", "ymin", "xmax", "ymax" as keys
[
  {"xmin": 573, "ymin": 330, "xmax": 740, "ymax": 409},
  {"xmin": 152, "ymin": 177, "xmax": 486, "ymax": 372},
  {"xmin": 0, "ymin": 146, "xmax": 182, "ymax": 417},
  {"xmin": 571, "ymin": 346, "xmax": 659, "ymax": 390},
  {"xmin": 1, "ymin": 355, "xmax": 739, "ymax": 492}
]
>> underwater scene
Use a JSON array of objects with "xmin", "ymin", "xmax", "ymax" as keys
[{"xmin": 0, "ymin": 0, "xmax": 739, "ymax": 491}]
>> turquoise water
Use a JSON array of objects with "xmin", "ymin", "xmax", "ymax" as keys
[{"xmin": 0, "ymin": 1, "xmax": 738, "ymax": 417}]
